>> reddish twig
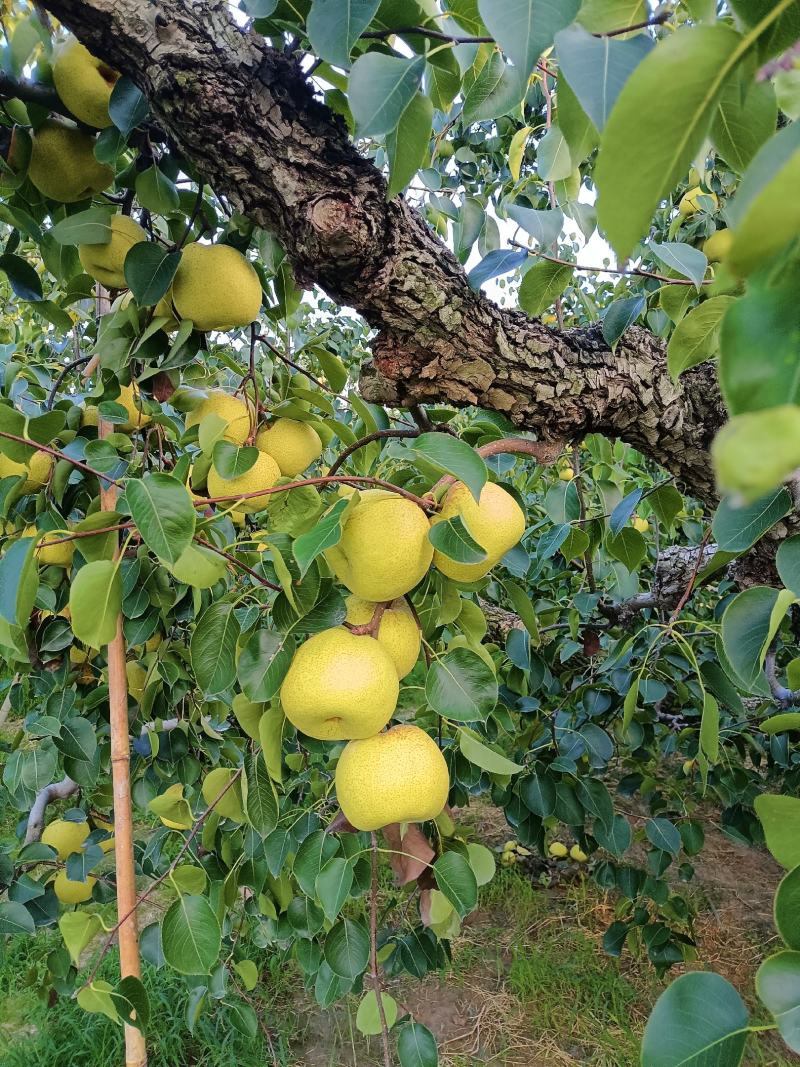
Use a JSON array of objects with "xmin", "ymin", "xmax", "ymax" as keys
[
  {"xmin": 345, "ymin": 601, "xmax": 388, "ymax": 637},
  {"xmin": 202, "ymin": 475, "xmax": 437, "ymax": 512},
  {"xmin": 193, "ymin": 536, "xmax": 281, "ymax": 591},
  {"xmin": 0, "ymin": 430, "xmax": 122, "ymax": 486}
]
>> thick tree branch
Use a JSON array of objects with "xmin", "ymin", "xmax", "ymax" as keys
[
  {"xmin": 25, "ymin": 775, "xmax": 79, "ymax": 843},
  {"xmin": 43, "ymin": 0, "xmax": 724, "ymax": 503}
]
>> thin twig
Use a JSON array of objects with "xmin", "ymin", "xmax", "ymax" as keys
[
  {"xmin": 193, "ymin": 536, "xmax": 281, "ymax": 591},
  {"xmin": 327, "ymin": 429, "xmax": 420, "ymax": 476},
  {"xmin": 508, "ymin": 240, "xmax": 711, "ymax": 286},
  {"xmin": 46, "ymin": 354, "xmax": 93, "ymax": 410},
  {"xmin": 0, "ymin": 430, "xmax": 122, "ymax": 486},
  {"xmin": 202, "ymin": 474, "xmax": 437, "ymax": 512}
]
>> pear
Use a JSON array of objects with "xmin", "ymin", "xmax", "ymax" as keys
[
  {"xmin": 703, "ymin": 229, "xmax": 732, "ymax": 263},
  {"xmin": 81, "ymin": 404, "xmax": 100, "ymax": 428},
  {"xmin": 29, "ymin": 527, "xmax": 74, "ymax": 568},
  {"xmin": 53, "ymin": 870, "xmax": 96, "ymax": 904},
  {"xmin": 255, "ymin": 418, "xmax": 322, "ymax": 477},
  {"xmin": 325, "ymin": 490, "xmax": 433, "ymax": 601},
  {"xmin": 0, "ymin": 448, "xmax": 53, "ymax": 492},
  {"xmin": 431, "ymin": 482, "xmax": 525, "ymax": 582},
  {"xmin": 185, "ymin": 390, "xmax": 253, "ymax": 445},
  {"xmin": 172, "ymin": 243, "xmax": 262, "ymax": 331},
  {"xmin": 570, "ymin": 844, "xmax": 588, "ymax": 863},
  {"xmin": 53, "ymin": 35, "xmax": 119, "ymax": 128},
  {"xmin": 345, "ymin": 596, "xmax": 420, "ymax": 678},
  {"xmin": 114, "ymin": 383, "xmax": 151, "ymax": 432},
  {"xmin": 78, "ymin": 214, "xmax": 146, "ymax": 288},
  {"xmin": 41, "ymin": 818, "xmax": 89, "ymax": 860},
  {"xmin": 679, "ymin": 186, "xmax": 718, "ymax": 216},
  {"xmin": 206, "ymin": 451, "xmax": 281, "ymax": 513},
  {"xmin": 280, "ymin": 627, "xmax": 399, "ymax": 740},
  {"xmin": 27, "ymin": 120, "xmax": 114, "ymax": 203},
  {"xmin": 548, "ymin": 841, "xmax": 568, "ymax": 858},
  {"xmin": 335, "ymin": 724, "xmax": 449, "ymax": 831}
]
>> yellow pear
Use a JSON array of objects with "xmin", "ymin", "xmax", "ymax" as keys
[
  {"xmin": 206, "ymin": 451, "xmax": 281, "ymax": 513},
  {"xmin": 679, "ymin": 186, "xmax": 718, "ymax": 216},
  {"xmin": 53, "ymin": 35, "xmax": 119, "ymax": 128},
  {"xmin": 324, "ymin": 490, "xmax": 433, "ymax": 601},
  {"xmin": 431, "ymin": 482, "xmax": 525, "ymax": 582},
  {"xmin": 548, "ymin": 841, "xmax": 568, "ymax": 858},
  {"xmin": 154, "ymin": 290, "xmax": 180, "ymax": 331},
  {"xmin": 570, "ymin": 844, "xmax": 588, "ymax": 863},
  {"xmin": 201, "ymin": 767, "xmax": 245, "ymax": 822},
  {"xmin": 115, "ymin": 383, "xmax": 151, "ymax": 432},
  {"xmin": 0, "ymin": 449, "xmax": 53, "ymax": 492},
  {"xmin": 280, "ymin": 627, "xmax": 399, "ymax": 740},
  {"xmin": 559, "ymin": 467, "xmax": 574, "ymax": 481},
  {"xmin": 42, "ymin": 818, "xmax": 89, "ymax": 860},
  {"xmin": 29, "ymin": 528, "xmax": 74, "ymax": 568},
  {"xmin": 345, "ymin": 596, "xmax": 420, "ymax": 678},
  {"xmin": 172, "ymin": 243, "xmax": 262, "ymax": 331},
  {"xmin": 255, "ymin": 419, "xmax": 322, "ymax": 477},
  {"xmin": 81, "ymin": 404, "xmax": 100, "ymax": 428},
  {"xmin": 27, "ymin": 120, "xmax": 114, "ymax": 203},
  {"xmin": 631, "ymin": 515, "xmax": 650, "ymax": 534},
  {"xmin": 78, "ymin": 214, "xmax": 145, "ymax": 288},
  {"xmin": 69, "ymin": 645, "xmax": 98, "ymax": 665},
  {"xmin": 54, "ymin": 870, "xmax": 96, "ymax": 904},
  {"xmin": 185, "ymin": 390, "xmax": 253, "ymax": 445},
  {"xmin": 703, "ymin": 229, "xmax": 733, "ymax": 262},
  {"xmin": 335, "ymin": 725, "xmax": 449, "ymax": 831}
]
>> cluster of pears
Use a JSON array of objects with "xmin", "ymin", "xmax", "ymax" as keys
[
  {"xmin": 278, "ymin": 478, "xmax": 526, "ymax": 832},
  {"xmin": 186, "ymin": 389, "xmax": 324, "ymax": 509},
  {"xmin": 41, "ymin": 816, "xmax": 113, "ymax": 904},
  {"xmin": 548, "ymin": 840, "xmax": 588, "ymax": 863}
]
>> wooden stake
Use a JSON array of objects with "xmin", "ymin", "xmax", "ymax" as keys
[{"xmin": 90, "ymin": 285, "xmax": 147, "ymax": 1067}]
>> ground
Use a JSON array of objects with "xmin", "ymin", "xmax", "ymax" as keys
[{"xmin": 1, "ymin": 796, "xmax": 796, "ymax": 1067}]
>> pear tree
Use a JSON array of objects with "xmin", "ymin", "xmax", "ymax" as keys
[{"xmin": 0, "ymin": 3, "xmax": 800, "ymax": 1067}]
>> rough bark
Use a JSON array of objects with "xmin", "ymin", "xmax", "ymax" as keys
[{"xmin": 40, "ymin": 0, "xmax": 725, "ymax": 502}]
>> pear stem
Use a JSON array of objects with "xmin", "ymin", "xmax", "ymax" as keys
[
  {"xmin": 345, "ymin": 601, "xmax": 388, "ymax": 637},
  {"xmin": 370, "ymin": 831, "xmax": 393, "ymax": 1067}
]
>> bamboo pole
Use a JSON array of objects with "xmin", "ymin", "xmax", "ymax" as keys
[{"xmin": 90, "ymin": 285, "xmax": 147, "ymax": 1067}]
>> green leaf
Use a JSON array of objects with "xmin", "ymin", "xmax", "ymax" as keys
[
  {"xmin": 0, "ymin": 900, "xmax": 35, "ymax": 935},
  {"xmin": 348, "ymin": 53, "xmax": 425, "ymax": 137},
  {"xmin": 307, "ymin": 0, "xmax": 380, "ymax": 68},
  {"xmin": 356, "ymin": 990, "xmax": 398, "ymax": 1036},
  {"xmin": 386, "ymin": 92, "xmax": 433, "ymax": 199},
  {"xmin": 730, "ymin": 150, "xmax": 800, "ymax": 277},
  {"xmin": 775, "ymin": 866, "xmax": 800, "ymax": 949},
  {"xmin": 428, "ymin": 516, "xmax": 487, "ymax": 564},
  {"xmin": 502, "ymin": 580, "xmax": 540, "ymax": 644},
  {"xmin": 124, "ymin": 243, "xmax": 182, "ymax": 307},
  {"xmin": 466, "ymin": 843, "xmax": 496, "ymax": 887},
  {"xmin": 0, "ymin": 535, "xmax": 38, "ymax": 628},
  {"xmin": 578, "ymin": 0, "xmax": 647, "ymax": 34},
  {"xmin": 506, "ymin": 205, "xmax": 563, "ymax": 248},
  {"xmin": 162, "ymin": 895, "xmax": 221, "ymax": 975},
  {"xmin": 458, "ymin": 727, "xmax": 523, "ymax": 775},
  {"xmin": 126, "ymin": 473, "xmax": 196, "ymax": 565},
  {"xmin": 537, "ymin": 125, "xmax": 573, "ymax": 182},
  {"xmin": 594, "ymin": 813, "xmax": 632, "ymax": 857},
  {"xmin": 397, "ymin": 1022, "xmax": 439, "ymax": 1067},
  {"xmin": 650, "ymin": 242, "xmax": 708, "ymax": 288},
  {"xmin": 109, "ymin": 77, "xmax": 149, "ymax": 136},
  {"xmin": 294, "ymin": 830, "xmax": 338, "ymax": 897},
  {"xmin": 712, "ymin": 488, "xmax": 791, "ymax": 552},
  {"xmin": 622, "ymin": 678, "xmax": 639, "ymax": 733},
  {"xmin": 721, "ymin": 586, "xmax": 780, "ymax": 692},
  {"xmin": 461, "ymin": 52, "xmax": 524, "ymax": 126},
  {"xmin": 520, "ymin": 771, "xmax": 555, "ymax": 817},
  {"xmin": 168, "ymin": 544, "xmax": 227, "ymax": 589},
  {"xmin": 642, "ymin": 972, "xmax": 748, "ymax": 1067},
  {"xmin": 237, "ymin": 628, "xmax": 295, "ymax": 703},
  {"xmin": 667, "ymin": 296, "xmax": 735, "ymax": 379},
  {"xmin": 777, "ymin": 535, "xmax": 800, "ymax": 595},
  {"xmin": 258, "ymin": 704, "xmax": 285, "ymax": 784},
  {"xmin": 116, "ymin": 975, "xmax": 150, "ymax": 1032},
  {"xmin": 324, "ymin": 918, "xmax": 369, "ymax": 981},
  {"xmin": 712, "ymin": 406, "xmax": 800, "ymax": 503},
  {"xmin": 711, "ymin": 72, "xmax": 777, "ymax": 173},
  {"xmin": 293, "ymin": 497, "xmax": 348, "ymax": 576},
  {"xmin": 212, "ymin": 442, "xmax": 258, "ymax": 480},
  {"xmin": 135, "ymin": 166, "xmax": 180, "ymax": 215},
  {"xmin": 0, "ymin": 253, "xmax": 42, "ymax": 302},
  {"xmin": 602, "ymin": 295, "xmax": 646, "ymax": 346},
  {"xmin": 425, "ymin": 648, "xmax": 498, "ymax": 721},
  {"xmin": 519, "ymin": 260, "xmax": 574, "ymax": 316},
  {"xmin": 606, "ymin": 527, "xmax": 646, "ymax": 571},
  {"xmin": 729, "ymin": 0, "xmax": 800, "ymax": 61},
  {"xmin": 434, "ymin": 851, "xmax": 478, "ymax": 917},
  {"xmin": 554, "ymin": 23, "xmax": 653, "ymax": 130},
  {"xmin": 755, "ymin": 794, "xmax": 800, "ymax": 869},
  {"xmin": 700, "ymin": 691, "xmax": 720, "ymax": 765},
  {"xmin": 190, "ymin": 602, "xmax": 240, "ymax": 695},
  {"xmin": 595, "ymin": 24, "xmax": 742, "ymax": 261},
  {"xmin": 409, "ymin": 432, "xmax": 487, "ymax": 502},
  {"xmin": 57, "ymin": 717, "xmax": 98, "ymax": 764},
  {"xmin": 59, "ymin": 912, "xmax": 103, "ymax": 965},
  {"xmin": 755, "ymin": 951, "xmax": 800, "ymax": 1052},
  {"xmin": 69, "ymin": 560, "xmax": 121, "ymax": 647},
  {"xmin": 479, "ymin": 0, "xmax": 580, "ymax": 84},
  {"xmin": 243, "ymin": 750, "xmax": 278, "ymax": 836},
  {"xmin": 719, "ymin": 282, "xmax": 800, "ymax": 415},
  {"xmin": 77, "ymin": 981, "xmax": 119, "ymax": 1024},
  {"xmin": 645, "ymin": 817, "xmax": 681, "ymax": 857},
  {"xmin": 315, "ymin": 858, "xmax": 354, "ymax": 924},
  {"xmin": 557, "ymin": 76, "xmax": 599, "ymax": 165},
  {"xmin": 51, "ymin": 206, "xmax": 114, "ymax": 245},
  {"xmin": 760, "ymin": 713, "xmax": 800, "ymax": 735},
  {"xmin": 467, "ymin": 248, "xmax": 528, "ymax": 290}
]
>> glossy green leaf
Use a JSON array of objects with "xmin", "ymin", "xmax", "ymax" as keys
[
  {"xmin": 755, "ymin": 951, "xmax": 800, "ymax": 1052},
  {"xmin": 428, "ymin": 516, "xmax": 488, "ymax": 564},
  {"xmin": 238, "ymin": 628, "xmax": 295, "ymax": 702},
  {"xmin": 434, "ymin": 851, "xmax": 477, "ymax": 917},
  {"xmin": 51, "ymin": 206, "xmax": 114, "ymax": 245},
  {"xmin": 348, "ymin": 53, "xmax": 425, "ymax": 137},
  {"xmin": 124, "ymin": 243, "xmax": 182, "ymax": 307},
  {"xmin": 425, "ymin": 648, "xmax": 498, "ymax": 721},
  {"xmin": 479, "ymin": 0, "xmax": 580, "ymax": 84},
  {"xmin": 409, "ymin": 433, "xmax": 487, "ymax": 502},
  {"xmin": 356, "ymin": 989, "xmax": 398, "ymax": 1036},
  {"xmin": 713, "ymin": 406, "xmax": 800, "ymax": 502},
  {"xmin": 243, "ymin": 750, "xmax": 278, "ymax": 836},
  {"xmin": 315, "ymin": 858, "xmax": 354, "ymax": 924},
  {"xmin": 397, "ymin": 1022, "xmax": 439, "ymax": 1067},
  {"xmin": 307, "ymin": 0, "xmax": 380, "ymax": 68},
  {"xmin": 712, "ymin": 488, "xmax": 791, "ymax": 553},
  {"xmin": 109, "ymin": 77, "xmax": 149, "ymax": 136},
  {"xmin": 755, "ymin": 794, "xmax": 800, "ymax": 869},
  {"xmin": 458, "ymin": 727, "xmax": 523, "ymax": 775},
  {"xmin": 461, "ymin": 52, "xmax": 523, "ymax": 126},
  {"xmin": 190, "ymin": 602, "xmax": 240, "ymax": 695},
  {"xmin": 775, "ymin": 866, "xmax": 800, "ymax": 949},
  {"xmin": 386, "ymin": 92, "xmax": 433, "ymax": 200},
  {"xmin": 69, "ymin": 560, "xmax": 121, "ymax": 648},
  {"xmin": 162, "ymin": 895, "xmax": 221, "ymax": 975},
  {"xmin": 602, "ymin": 295, "xmax": 646, "ymax": 346},
  {"xmin": 642, "ymin": 972, "xmax": 748, "ymax": 1067},
  {"xmin": 519, "ymin": 260, "xmax": 574, "ymax": 317},
  {"xmin": 667, "ymin": 296, "xmax": 735, "ymax": 379},
  {"xmin": 555, "ymin": 23, "xmax": 653, "ymax": 130},
  {"xmin": 324, "ymin": 918, "xmax": 369, "ymax": 980},
  {"xmin": 127, "ymin": 473, "xmax": 196, "ymax": 565},
  {"xmin": 711, "ymin": 73, "xmax": 777, "ymax": 173},
  {"xmin": 0, "ymin": 535, "xmax": 37, "ymax": 628}
]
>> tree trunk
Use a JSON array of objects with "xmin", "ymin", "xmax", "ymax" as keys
[{"xmin": 42, "ymin": 0, "xmax": 726, "ymax": 505}]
